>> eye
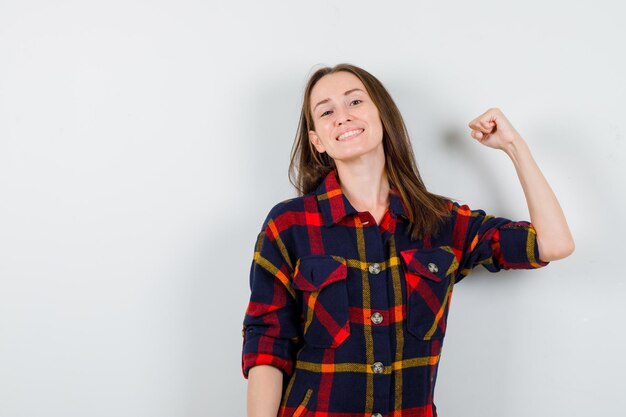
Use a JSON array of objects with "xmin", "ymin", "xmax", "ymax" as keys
[
  {"xmin": 350, "ymin": 99, "xmax": 362, "ymax": 105},
  {"xmin": 320, "ymin": 110, "xmax": 332, "ymax": 117}
]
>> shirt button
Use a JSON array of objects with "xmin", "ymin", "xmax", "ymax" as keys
[
  {"xmin": 372, "ymin": 413, "xmax": 383, "ymax": 417},
  {"xmin": 427, "ymin": 262, "xmax": 439, "ymax": 273},
  {"xmin": 370, "ymin": 312, "xmax": 383, "ymax": 325},
  {"xmin": 372, "ymin": 362, "xmax": 384, "ymax": 374},
  {"xmin": 368, "ymin": 263, "xmax": 381, "ymax": 274}
]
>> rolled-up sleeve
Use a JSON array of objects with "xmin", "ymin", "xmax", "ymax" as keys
[
  {"xmin": 455, "ymin": 203, "xmax": 549, "ymax": 282},
  {"xmin": 241, "ymin": 215, "xmax": 301, "ymax": 379}
]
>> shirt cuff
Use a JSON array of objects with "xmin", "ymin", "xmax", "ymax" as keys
[
  {"xmin": 241, "ymin": 330, "xmax": 296, "ymax": 379},
  {"xmin": 242, "ymin": 352, "xmax": 295, "ymax": 379},
  {"xmin": 494, "ymin": 221, "xmax": 550, "ymax": 269}
]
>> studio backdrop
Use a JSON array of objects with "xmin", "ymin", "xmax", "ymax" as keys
[{"xmin": 0, "ymin": 1, "xmax": 624, "ymax": 416}]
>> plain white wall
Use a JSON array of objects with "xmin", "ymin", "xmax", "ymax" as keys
[{"xmin": 1, "ymin": 1, "xmax": 624, "ymax": 416}]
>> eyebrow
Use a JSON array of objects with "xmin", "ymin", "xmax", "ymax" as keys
[{"xmin": 313, "ymin": 88, "xmax": 365, "ymax": 112}]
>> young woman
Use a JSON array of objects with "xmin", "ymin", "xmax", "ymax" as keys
[{"xmin": 241, "ymin": 63, "xmax": 574, "ymax": 417}]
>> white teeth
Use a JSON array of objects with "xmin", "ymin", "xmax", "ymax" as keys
[{"xmin": 337, "ymin": 129, "xmax": 363, "ymax": 141}]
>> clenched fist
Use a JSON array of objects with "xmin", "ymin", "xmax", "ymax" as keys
[{"xmin": 468, "ymin": 108, "xmax": 523, "ymax": 150}]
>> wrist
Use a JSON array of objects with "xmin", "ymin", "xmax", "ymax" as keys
[{"xmin": 502, "ymin": 135, "xmax": 528, "ymax": 161}]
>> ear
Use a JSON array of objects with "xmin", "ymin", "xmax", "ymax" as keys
[{"xmin": 308, "ymin": 130, "xmax": 326, "ymax": 153}]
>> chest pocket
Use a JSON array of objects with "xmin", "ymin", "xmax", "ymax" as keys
[
  {"xmin": 291, "ymin": 255, "xmax": 350, "ymax": 349},
  {"xmin": 399, "ymin": 246, "xmax": 459, "ymax": 340}
]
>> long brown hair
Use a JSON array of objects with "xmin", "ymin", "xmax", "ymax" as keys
[{"xmin": 288, "ymin": 63, "xmax": 450, "ymax": 240}]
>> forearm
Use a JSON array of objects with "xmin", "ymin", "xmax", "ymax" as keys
[
  {"xmin": 503, "ymin": 137, "xmax": 575, "ymax": 261},
  {"xmin": 247, "ymin": 365, "xmax": 283, "ymax": 417}
]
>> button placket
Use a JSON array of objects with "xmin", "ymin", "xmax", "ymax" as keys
[
  {"xmin": 372, "ymin": 362, "xmax": 384, "ymax": 374},
  {"xmin": 368, "ymin": 262, "xmax": 381, "ymax": 275},
  {"xmin": 370, "ymin": 312, "xmax": 383, "ymax": 324}
]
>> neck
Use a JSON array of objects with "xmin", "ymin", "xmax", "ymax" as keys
[{"xmin": 335, "ymin": 157, "xmax": 389, "ymax": 213}]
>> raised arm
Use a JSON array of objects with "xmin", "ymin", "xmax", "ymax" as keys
[{"xmin": 468, "ymin": 108, "xmax": 575, "ymax": 262}]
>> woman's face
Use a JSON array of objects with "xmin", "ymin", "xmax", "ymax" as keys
[{"xmin": 308, "ymin": 71, "xmax": 384, "ymax": 164}]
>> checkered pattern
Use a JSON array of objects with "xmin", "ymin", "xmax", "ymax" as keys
[{"xmin": 242, "ymin": 168, "xmax": 548, "ymax": 417}]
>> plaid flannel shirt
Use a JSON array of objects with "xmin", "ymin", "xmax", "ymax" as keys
[{"xmin": 241, "ymin": 168, "xmax": 548, "ymax": 417}]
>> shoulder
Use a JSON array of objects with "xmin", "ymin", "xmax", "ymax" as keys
[
  {"xmin": 434, "ymin": 199, "xmax": 496, "ymax": 239},
  {"xmin": 260, "ymin": 193, "xmax": 316, "ymax": 230},
  {"xmin": 446, "ymin": 199, "xmax": 490, "ymax": 219}
]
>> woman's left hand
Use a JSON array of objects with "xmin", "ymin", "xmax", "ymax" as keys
[{"xmin": 468, "ymin": 107, "xmax": 522, "ymax": 150}]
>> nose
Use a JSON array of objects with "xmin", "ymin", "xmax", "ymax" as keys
[{"xmin": 334, "ymin": 105, "xmax": 352, "ymax": 126}]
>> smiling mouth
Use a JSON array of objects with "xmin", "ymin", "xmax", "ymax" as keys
[{"xmin": 336, "ymin": 129, "xmax": 364, "ymax": 141}]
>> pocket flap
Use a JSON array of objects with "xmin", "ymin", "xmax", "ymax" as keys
[
  {"xmin": 400, "ymin": 247, "xmax": 458, "ymax": 282},
  {"xmin": 292, "ymin": 255, "xmax": 347, "ymax": 291}
]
